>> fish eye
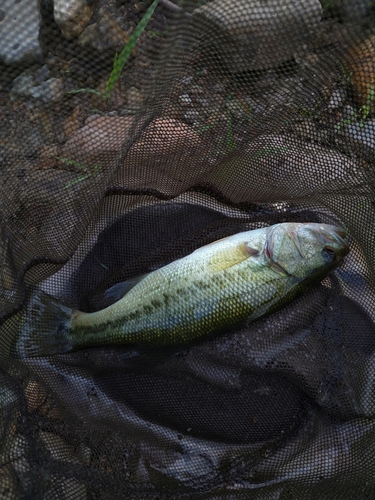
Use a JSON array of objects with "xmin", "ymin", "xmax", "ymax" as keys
[{"xmin": 322, "ymin": 247, "xmax": 336, "ymax": 260}]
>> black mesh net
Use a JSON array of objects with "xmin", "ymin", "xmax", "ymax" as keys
[{"xmin": 1, "ymin": 0, "xmax": 375, "ymax": 497}]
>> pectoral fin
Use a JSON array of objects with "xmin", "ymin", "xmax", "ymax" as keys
[{"xmin": 209, "ymin": 242, "xmax": 259, "ymax": 272}]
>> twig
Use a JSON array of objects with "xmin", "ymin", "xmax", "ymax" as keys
[{"xmin": 159, "ymin": 0, "xmax": 191, "ymax": 15}]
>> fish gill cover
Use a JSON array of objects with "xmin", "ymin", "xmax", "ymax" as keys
[{"xmin": 1, "ymin": 0, "xmax": 375, "ymax": 498}]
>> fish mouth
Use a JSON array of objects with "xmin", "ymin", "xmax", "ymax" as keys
[
  {"xmin": 319, "ymin": 225, "xmax": 350, "ymax": 257},
  {"xmin": 265, "ymin": 223, "xmax": 350, "ymax": 271}
]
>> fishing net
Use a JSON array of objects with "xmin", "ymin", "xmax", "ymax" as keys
[{"xmin": 1, "ymin": 0, "xmax": 375, "ymax": 497}]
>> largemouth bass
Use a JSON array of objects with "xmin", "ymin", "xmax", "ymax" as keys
[{"xmin": 16, "ymin": 223, "xmax": 349, "ymax": 358}]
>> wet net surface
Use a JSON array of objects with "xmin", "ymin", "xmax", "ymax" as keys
[{"xmin": 1, "ymin": 0, "xmax": 375, "ymax": 498}]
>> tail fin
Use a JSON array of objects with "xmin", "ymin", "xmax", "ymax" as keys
[{"xmin": 15, "ymin": 291, "xmax": 75, "ymax": 358}]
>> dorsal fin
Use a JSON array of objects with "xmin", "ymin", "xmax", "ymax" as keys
[
  {"xmin": 208, "ymin": 242, "xmax": 259, "ymax": 272},
  {"xmin": 103, "ymin": 274, "xmax": 149, "ymax": 303},
  {"xmin": 200, "ymin": 235, "xmax": 235, "ymax": 247}
]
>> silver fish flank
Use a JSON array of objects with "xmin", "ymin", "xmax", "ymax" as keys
[{"xmin": 16, "ymin": 222, "xmax": 349, "ymax": 357}]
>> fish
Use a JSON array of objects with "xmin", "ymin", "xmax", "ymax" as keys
[{"xmin": 16, "ymin": 222, "xmax": 349, "ymax": 358}]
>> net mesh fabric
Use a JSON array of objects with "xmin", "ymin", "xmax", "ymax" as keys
[{"xmin": 1, "ymin": 0, "xmax": 375, "ymax": 497}]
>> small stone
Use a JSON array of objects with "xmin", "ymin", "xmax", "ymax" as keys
[
  {"xmin": 192, "ymin": 0, "xmax": 322, "ymax": 72},
  {"xmin": 29, "ymin": 78, "xmax": 64, "ymax": 103},
  {"xmin": 11, "ymin": 74, "xmax": 34, "ymax": 97},
  {"xmin": 0, "ymin": 0, "xmax": 43, "ymax": 64},
  {"xmin": 346, "ymin": 120, "xmax": 375, "ymax": 149},
  {"xmin": 328, "ymin": 88, "xmax": 345, "ymax": 109},
  {"xmin": 54, "ymin": 0, "xmax": 93, "ymax": 40},
  {"xmin": 62, "ymin": 116, "xmax": 135, "ymax": 167},
  {"xmin": 179, "ymin": 94, "xmax": 192, "ymax": 105},
  {"xmin": 34, "ymin": 65, "xmax": 50, "ymax": 85},
  {"xmin": 79, "ymin": 9, "xmax": 134, "ymax": 52},
  {"xmin": 78, "ymin": 23, "xmax": 102, "ymax": 50},
  {"xmin": 345, "ymin": 33, "xmax": 375, "ymax": 112},
  {"xmin": 25, "ymin": 380, "xmax": 48, "ymax": 412},
  {"xmin": 181, "ymin": 75, "xmax": 193, "ymax": 85},
  {"xmin": 117, "ymin": 118, "xmax": 207, "ymax": 190},
  {"xmin": 98, "ymin": 8, "xmax": 131, "ymax": 50},
  {"xmin": 208, "ymin": 134, "xmax": 365, "ymax": 202},
  {"xmin": 340, "ymin": 105, "xmax": 357, "ymax": 123},
  {"xmin": 184, "ymin": 110, "xmax": 200, "ymax": 124},
  {"xmin": 226, "ymin": 98, "xmax": 246, "ymax": 118}
]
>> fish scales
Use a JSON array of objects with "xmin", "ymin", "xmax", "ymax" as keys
[
  {"xmin": 15, "ymin": 223, "xmax": 349, "ymax": 357},
  {"xmin": 70, "ymin": 263, "xmax": 269, "ymax": 348}
]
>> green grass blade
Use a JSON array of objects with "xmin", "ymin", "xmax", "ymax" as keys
[
  {"xmin": 94, "ymin": 256, "xmax": 109, "ymax": 270},
  {"xmin": 57, "ymin": 157, "xmax": 88, "ymax": 171},
  {"xmin": 64, "ymin": 175, "xmax": 91, "ymax": 189},
  {"xmin": 106, "ymin": 0, "xmax": 159, "ymax": 98}
]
